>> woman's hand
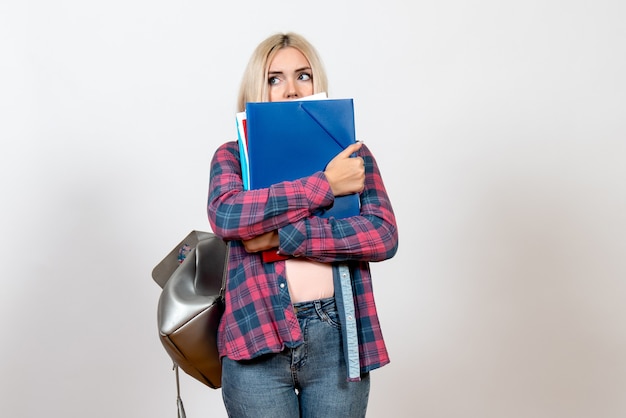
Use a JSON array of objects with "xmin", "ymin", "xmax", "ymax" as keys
[
  {"xmin": 324, "ymin": 142, "xmax": 365, "ymax": 196},
  {"xmin": 242, "ymin": 231, "xmax": 280, "ymax": 253}
]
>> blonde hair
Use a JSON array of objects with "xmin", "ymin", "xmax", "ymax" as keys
[{"xmin": 237, "ymin": 32, "xmax": 329, "ymax": 112}]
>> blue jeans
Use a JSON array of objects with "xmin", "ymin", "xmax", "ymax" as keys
[{"xmin": 221, "ymin": 297, "xmax": 370, "ymax": 417}]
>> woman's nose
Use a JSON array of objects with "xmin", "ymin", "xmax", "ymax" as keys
[{"xmin": 285, "ymin": 79, "xmax": 298, "ymax": 99}]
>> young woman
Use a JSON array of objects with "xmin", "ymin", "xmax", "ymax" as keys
[{"xmin": 207, "ymin": 32, "xmax": 398, "ymax": 418}]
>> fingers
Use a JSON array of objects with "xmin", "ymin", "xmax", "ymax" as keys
[
  {"xmin": 338, "ymin": 141, "xmax": 363, "ymax": 158},
  {"xmin": 242, "ymin": 231, "xmax": 279, "ymax": 253}
]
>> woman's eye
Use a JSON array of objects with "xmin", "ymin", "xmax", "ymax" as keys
[
  {"xmin": 268, "ymin": 76, "xmax": 280, "ymax": 85},
  {"xmin": 299, "ymin": 73, "xmax": 312, "ymax": 81}
]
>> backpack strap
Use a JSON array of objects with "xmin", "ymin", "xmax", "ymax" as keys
[{"xmin": 174, "ymin": 363, "xmax": 186, "ymax": 418}]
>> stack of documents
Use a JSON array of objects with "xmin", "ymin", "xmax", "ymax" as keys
[{"xmin": 236, "ymin": 95, "xmax": 360, "ymax": 219}]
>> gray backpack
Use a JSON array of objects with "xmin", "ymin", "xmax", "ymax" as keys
[{"xmin": 152, "ymin": 231, "xmax": 228, "ymax": 414}]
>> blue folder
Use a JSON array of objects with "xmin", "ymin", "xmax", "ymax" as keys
[{"xmin": 245, "ymin": 98, "xmax": 360, "ymax": 219}]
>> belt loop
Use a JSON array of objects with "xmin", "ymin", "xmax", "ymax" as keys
[
  {"xmin": 313, "ymin": 299, "xmax": 322, "ymax": 313},
  {"xmin": 314, "ymin": 299, "xmax": 329, "ymax": 321}
]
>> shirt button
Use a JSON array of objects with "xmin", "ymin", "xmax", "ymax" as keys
[{"xmin": 280, "ymin": 283, "xmax": 285, "ymax": 289}]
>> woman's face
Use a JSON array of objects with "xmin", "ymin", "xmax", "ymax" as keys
[{"xmin": 267, "ymin": 47, "xmax": 314, "ymax": 102}]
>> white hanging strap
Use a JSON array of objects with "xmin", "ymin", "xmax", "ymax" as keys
[{"xmin": 337, "ymin": 265, "xmax": 360, "ymax": 380}]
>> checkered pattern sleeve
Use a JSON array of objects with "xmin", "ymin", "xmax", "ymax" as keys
[{"xmin": 278, "ymin": 143, "xmax": 398, "ymax": 262}]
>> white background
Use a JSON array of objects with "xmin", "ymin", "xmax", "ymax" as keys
[{"xmin": 1, "ymin": 1, "xmax": 625, "ymax": 417}]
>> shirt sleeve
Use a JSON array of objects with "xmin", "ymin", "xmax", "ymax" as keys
[
  {"xmin": 278, "ymin": 143, "xmax": 399, "ymax": 263},
  {"xmin": 207, "ymin": 141, "xmax": 336, "ymax": 241}
]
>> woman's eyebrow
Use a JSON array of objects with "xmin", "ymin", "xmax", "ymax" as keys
[{"xmin": 268, "ymin": 66, "xmax": 311, "ymax": 75}]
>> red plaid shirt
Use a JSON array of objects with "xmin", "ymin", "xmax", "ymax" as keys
[{"xmin": 207, "ymin": 141, "xmax": 398, "ymax": 374}]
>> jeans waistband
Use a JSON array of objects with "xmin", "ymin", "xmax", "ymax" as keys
[{"xmin": 292, "ymin": 297, "xmax": 336, "ymax": 316}]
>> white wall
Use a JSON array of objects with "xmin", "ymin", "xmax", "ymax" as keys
[{"xmin": 1, "ymin": 1, "xmax": 625, "ymax": 417}]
